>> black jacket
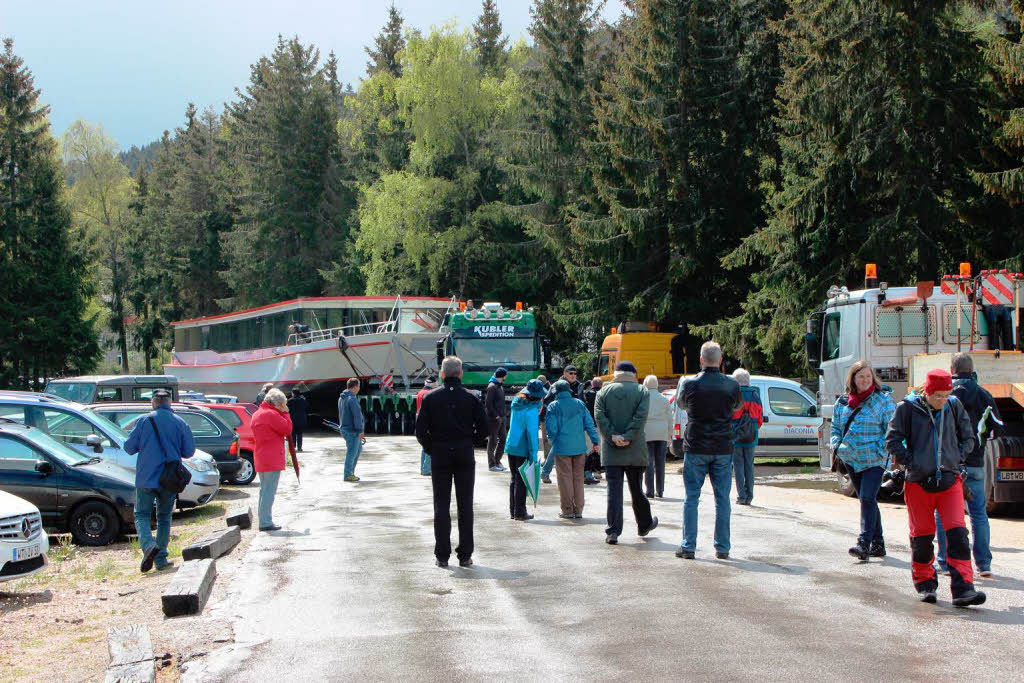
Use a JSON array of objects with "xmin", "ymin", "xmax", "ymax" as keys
[
  {"xmin": 416, "ymin": 377, "xmax": 488, "ymax": 453},
  {"xmin": 485, "ymin": 380, "xmax": 506, "ymax": 420},
  {"xmin": 584, "ymin": 388, "xmax": 598, "ymax": 418},
  {"xmin": 287, "ymin": 395, "xmax": 309, "ymax": 429},
  {"xmin": 676, "ymin": 368, "xmax": 742, "ymax": 455},
  {"xmin": 952, "ymin": 374, "xmax": 1003, "ymax": 468},
  {"xmin": 885, "ymin": 394, "xmax": 975, "ymax": 483}
]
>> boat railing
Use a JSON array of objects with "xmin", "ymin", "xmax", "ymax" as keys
[{"xmin": 286, "ymin": 318, "xmax": 397, "ymax": 346}]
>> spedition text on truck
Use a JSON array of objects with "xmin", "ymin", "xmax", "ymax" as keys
[{"xmin": 806, "ymin": 263, "xmax": 1024, "ymax": 512}]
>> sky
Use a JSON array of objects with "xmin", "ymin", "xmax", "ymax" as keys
[{"xmin": 2, "ymin": 0, "xmax": 628, "ymax": 150}]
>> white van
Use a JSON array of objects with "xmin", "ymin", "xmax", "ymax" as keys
[{"xmin": 671, "ymin": 375, "xmax": 821, "ymax": 457}]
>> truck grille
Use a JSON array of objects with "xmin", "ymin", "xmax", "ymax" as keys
[{"xmin": 0, "ymin": 512, "xmax": 43, "ymax": 541}]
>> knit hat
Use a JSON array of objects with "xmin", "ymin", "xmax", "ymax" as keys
[
  {"xmin": 494, "ymin": 367, "xmax": 508, "ymax": 378},
  {"xmin": 525, "ymin": 379, "xmax": 547, "ymax": 399},
  {"xmin": 552, "ymin": 379, "xmax": 572, "ymax": 394},
  {"xmin": 563, "ymin": 365, "xmax": 578, "ymax": 374},
  {"xmin": 615, "ymin": 361, "xmax": 638, "ymax": 374},
  {"xmin": 924, "ymin": 369, "xmax": 953, "ymax": 394}
]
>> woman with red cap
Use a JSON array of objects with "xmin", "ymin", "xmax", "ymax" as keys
[{"xmin": 885, "ymin": 368, "xmax": 986, "ymax": 607}]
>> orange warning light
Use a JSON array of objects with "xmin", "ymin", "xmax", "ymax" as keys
[{"xmin": 960, "ymin": 262, "xmax": 972, "ymax": 278}]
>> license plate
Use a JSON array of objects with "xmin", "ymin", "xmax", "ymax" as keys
[
  {"xmin": 997, "ymin": 470, "xmax": 1024, "ymax": 481},
  {"xmin": 15, "ymin": 544, "xmax": 40, "ymax": 561}
]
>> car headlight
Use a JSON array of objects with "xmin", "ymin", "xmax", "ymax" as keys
[{"xmin": 184, "ymin": 458, "xmax": 216, "ymax": 474}]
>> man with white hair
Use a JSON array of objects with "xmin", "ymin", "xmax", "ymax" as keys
[
  {"xmin": 675, "ymin": 341, "xmax": 742, "ymax": 560},
  {"xmin": 730, "ymin": 368, "xmax": 764, "ymax": 506},
  {"xmin": 416, "ymin": 356, "xmax": 488, "ymax": 567}
]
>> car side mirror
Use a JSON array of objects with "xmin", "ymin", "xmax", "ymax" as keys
[
  {"xmin": 34, "ymin": 459, "xmax": 54, "ymax": 475},
  {"xmin": 86, "ymin": 434, "xmax": 104, "ymax": 453}
]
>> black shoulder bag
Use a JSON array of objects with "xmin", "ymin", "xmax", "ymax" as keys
[{"xmin": 150, "ymin": 416, "xmax": 191, "ymax": 494}]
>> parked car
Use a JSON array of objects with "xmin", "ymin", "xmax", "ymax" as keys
[
  {"xmin": 204, "ymin": 394, "xmax": 238, "ymax": 404},
  {"xmin": 90, "ymin": 403, "xmax": 243, "ymax": 484},
  {"xmin": 179, "ymin": 390, "xmax": 208, "ymax": 401},
  {"xmin": 194, "ymin": 403, "xmax": 256, "ymax": 485},
  {"xmin": 43, "ymin": 375, "xmax": 180, "ymax": 403},
  {"xmin": 0, "ymin": 392, "xmax": 219, "ymax": 509},
  {"xmin": 0, "ymin": 490, "xmax": 49, "ymax": 582},
  {"xmin": 0, "ymin": 422, "xmax": 136, "ymax": 545},
  {"xmin": 670, "ymin": 375, "xmax": 821, "ymax": 458}
]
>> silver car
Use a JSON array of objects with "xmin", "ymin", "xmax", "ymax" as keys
[{"xmin": 0, "ymin": 392, "xmax": 219, "ymax": 508}]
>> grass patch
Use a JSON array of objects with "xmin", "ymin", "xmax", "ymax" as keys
[
  {"xmin": 177, "ymin": 502, "xmax": 226, "ymax": 524},
  {"xmin": 91, "ymin": 557, "xmax": 119, "ymax": 581},
  {"xmin": 799, "ymin": 466, "xmax": 817, "ymax": 474},
  {"xmin": 756, "ymin": 457, "xmax": 820, "ymax": 466},
  {"xmin": 20, "ymin": 637, "xmax": 44, "ymax": 649},
  {"xmin": 49, "ymin": 534, "xmax": 76, "ymax": 563}
]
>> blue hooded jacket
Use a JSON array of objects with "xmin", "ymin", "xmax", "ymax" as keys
[
  {"xmin": 545, "ymin": 390, "xmax": 599, "ymax": 456},
  {"xmin": 504, "ymin": 395, "xmax": 541, "ymax": 461}
]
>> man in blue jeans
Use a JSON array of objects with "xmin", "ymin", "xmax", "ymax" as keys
[
  {"xmin": 125, "ymin": 389, "xmax": 196, "ymax": 572},
  {"xmin": 936, "ymin": 353, "xmax": 1002, "ymax": 576},
  {"xmin": 674, "ymin": 342, "xmax": 742, "ymax": 560},
  {"xmin": 338, "ymin": 378, "xmax": 366, "ymax": 482}
]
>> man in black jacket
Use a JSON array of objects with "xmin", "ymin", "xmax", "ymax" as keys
[
  {"xmin": 674, "ymin": 341, "xmax": 741, "ymax": 560},
  {"xmin": 485, "ymin": 367, "xmax": 508, "ymax": 472},
  {"xmin": 286, "ymin": 390, "xmax": 309, "ymax": 452},
  {"xmin": 936, "ymin": 353, "xmax": 1003, "ymax": 577},
  {"xmin": 583, "ymin": 378, "xmax": 602, "ymax": 484},
  {"xmin": 416, "ymin": 356, "xmax": 488, "ymax": 568}
]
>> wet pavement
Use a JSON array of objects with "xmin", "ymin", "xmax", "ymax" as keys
[{"xmin": 187, "ymin": 435, "xmax": 1024, "ymax": 682}]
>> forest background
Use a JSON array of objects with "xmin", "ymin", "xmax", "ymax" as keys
[{"xmin": 3, "ymin": 0, "xmax": 1024, "ymax": 387}]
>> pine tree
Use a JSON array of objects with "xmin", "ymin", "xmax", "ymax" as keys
[
  {"xmin": 473, "ymin": 0, "xmax": 509, "ymax": 76},
  {"xmin": 0, "ymin": 39, "xmax": 97, "ymax": 386},
  {"xmin": 721, "ymin": 0, "xmax": 994, "ymax": 373},
  {"xmin": 366, "ymin": 3, "xmax": 406, "ymax": 78}
]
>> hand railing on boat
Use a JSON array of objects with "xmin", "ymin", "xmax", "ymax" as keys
[{"xmin": 286, "ymin": 318, "xmax": 397, "ymax": 346}]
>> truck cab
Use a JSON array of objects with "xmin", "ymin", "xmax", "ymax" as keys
[{"xmin": 596, "ymin": 322, "xmax": 685, "ymax": 387}]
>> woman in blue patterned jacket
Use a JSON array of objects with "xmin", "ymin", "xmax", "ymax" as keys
[{"xmin": 830, "ymin": 361, "xmax": 896, "ymax": 561}]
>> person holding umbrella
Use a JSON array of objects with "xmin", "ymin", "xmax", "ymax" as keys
[
  {"xmin": 251, "ymin": 389, "xmax": 297, "ymax": 531},
  {"xmin": 504, "ymin": 379, "xmax": 546, "ymax": 521}
]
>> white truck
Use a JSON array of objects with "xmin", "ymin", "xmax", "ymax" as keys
[{"xmin": 806, "ymin": 264, "xmax": 1024, "ymax": 512}]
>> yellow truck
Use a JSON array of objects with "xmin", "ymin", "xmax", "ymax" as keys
[{"xmin": 595, "ymin": 322, "xmax": 686, "ymax": 387}]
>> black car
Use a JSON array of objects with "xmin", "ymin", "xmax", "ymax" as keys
[
  {"xmin": 0, "ymin": 422, "xmax": 136, "ymax": 546},
  {"xmin": 89, "ymin": 403, "xmax": 243, "ymax": 483}
]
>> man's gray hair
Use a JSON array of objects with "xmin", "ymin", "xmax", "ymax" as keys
[
  {"xmin": 441, "ymin": 355, "xmax": 463, "ymax": 378},
  {"xmin": 591, "ymin": 377, "xmax": 603, "ymax": 390},
  {"xmin": 951, "ymin": 352, "xmax": 974, "ymax": 375},
  {"xmin": 264, "ymin": 388, "xmax": 287, "ymax": 407},
  {"xmin": 732, "ymin": 368, "xmax": 751, "ymax": 386},
  {"xmin": 700, "ymin": 341, "xmax": 723, "ymax": 367}
]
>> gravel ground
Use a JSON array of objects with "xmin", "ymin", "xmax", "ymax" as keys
[{"xmin": 0, "ymin": 483, "xmax": 258, "ymax": 683}]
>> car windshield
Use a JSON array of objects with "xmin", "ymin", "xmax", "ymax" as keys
[
  {"xmin": 20, "ymin": 428, "xmax": 94, "ymax": 466},
  {"xmin": 212, "ymin": 409, "xmax": 242, "ymax": 429},
  {"xmin": 451, "ymin": 337, "xmax": 538, "ymax": 370},
  {"xmin": 44, "ymin": 382, "xmax": 95, "ymax": 402},
  {"xmin": 83, "ymin": 408, "xmax": 131, "ymax": 443}
]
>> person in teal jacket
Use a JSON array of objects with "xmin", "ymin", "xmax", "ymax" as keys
[
  {"xmin": 546, "ymin": 380, "xmax": 600, "ymax": 519},
  {"xmin": 504, "ymin": 379, "xmax": 546, "ymax": 521}
]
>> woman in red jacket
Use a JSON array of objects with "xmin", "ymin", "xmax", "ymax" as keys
[{"xmin": 251, "ymin": 389, "xmax": 294, "ymax": 531}]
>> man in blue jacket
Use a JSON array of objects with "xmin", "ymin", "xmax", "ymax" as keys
[
  {"xmin": 125, "ymin": 389, "xmax": 196, "ymax": 573},
  {"xmin": 338, "ymin": 378, "xmax": 366, "ymax": 482}
]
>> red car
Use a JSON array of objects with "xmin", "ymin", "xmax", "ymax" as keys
[{"xmin": 196, "ymin": 402, "xmax": 257, "ymax": 485}]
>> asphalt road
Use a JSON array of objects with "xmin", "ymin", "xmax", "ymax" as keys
[{"xmin": 187, "ymin": 434, "xmax": 1024, "ymax": 682}]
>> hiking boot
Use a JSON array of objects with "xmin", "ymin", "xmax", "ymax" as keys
[
  {"xmin": 869, "ymin": 540, "xmax": 886, "ymax": 558},
  {"xmin": 459, "ymin": 558, "xmax": 473, "ymax": 568},
  {"xmin": 675, "ymin": 547, "xmax": 695, "ymax": 559},
  {"xmin": 918, "ymin": 590, "xmax": 938, "ymax": 604},
  {"xmin": 435, "ymin": 558, "xmax": 448, "ymax": 568},
  {"xmin": 952, "ymin": 589, "xmax": 987, "ymax": 608},
  {"xmin": 513, "ymin": 513, "xmax": 534, "ymax": 521},
  {"xmin": 559, "ymin": 512, "xmax": 574, "ymax": 519},
  {"xmin": 716, "ymin": 551, "xmax": 730, "ymax": 560},
  {"xmin": 605, "ymin": 534, "xmax": 618, "ymax": 545},
  {"xmin": 155, "ymin": 561, "xmax": 175, "ymax": 571},
  {"xmin": 638, "ymin": 516, "xmax": 659, "ymax": 537},
  {"xmin": 542, "ymin": 476, "xmax": 552, "ymax": 484},
  {"xmin": 849, "ymin": 540, "xmax": 869, "ymax": 561},
  {"xmin": 140, "ymin": 545, "xmax": 159, "ymax": 573},
  {"xmin": 344, "ymin": 474, "xmax": 360, "ymax": 482}
]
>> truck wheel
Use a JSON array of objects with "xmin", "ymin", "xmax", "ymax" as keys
[
  {"xmin": 232, "ymin": 454, "xmax": 257, "ymax": 485},
  {"xmin": 69, "ymin": 500, "xmax": 120, "ymax": 546},
  {"xmin": 835, "ymin": 461, "xmax": 856, "ymax": 497}
]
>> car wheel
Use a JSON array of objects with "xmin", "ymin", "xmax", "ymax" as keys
[
  {"xmin": 232, "ymin": 454, "xmax": 257, "ymax": 485},
  {"xmin": 835, "ymin": 462, "xmax": 856, "ymax": 497},
  {"xmin": 69, "ymin": 500, "xmax": 120, "ymax": 546}
]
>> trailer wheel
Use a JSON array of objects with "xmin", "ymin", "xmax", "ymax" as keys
[{"xmin": 835, "ymin": 460, "xmax": 856, "ymax": 497}]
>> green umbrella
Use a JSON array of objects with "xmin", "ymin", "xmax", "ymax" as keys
[{"xmin": 519, "ymin": 458, "xmax": 541, "ymax": 506}]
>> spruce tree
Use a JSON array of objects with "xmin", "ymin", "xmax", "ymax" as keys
[
  {"xmin": 366, "ymin": 3, "xmax": 406, "ymax": 78},
  {"xmin": 473, "ymin": 0, "xmax": 509, "ymax": 76}
]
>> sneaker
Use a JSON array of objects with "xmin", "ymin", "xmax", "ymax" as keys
[
  {"xmin": 155, "ymin": 561, "xmax": 175, "ymax": 571},
  {"xmin": 259, "ymin": 524, "xmax": 282, "ymax": 532},
  {"xmin": 344, "ymin": 474, "xmax": 360, "ymax": 482},
  {"xmin": 646, "ymin": 493, "xmax": 654, "ymax": 499},
  {"xmin": 542, "ymin": 476, "xmax": 552, "ymax": 484},
  {"xmin": 918, "ymin": 590, "xmax": 938, "ymax": 604},
  {"xmin": 584, "ymin": 478, "xmax": 598, "ymax": 486},
  {"xmin": 675, "ymin": 547, "xmax": 695, "ymax": 559},
  {"xmin": 849, "ymin": 541, "xmax": 869, "ymax": 561},
  {"xmin": 656, "ymin": 493, "xmax": 664, "ymax": 498},
  {"xmin": 638, "ymin": 516, "xmax": 659, "ymax": 537},
  {"xmin": 952, "ymin": 589, "xmax": 987, "ymax": 608},
  {"xmin": 869, "ymin": 541, "xmax": 886, "ymax": 558},
  {"xmin": 606, "ymin": 534, "xmax": 618, "ymax": 545},
  {"xmin": 140, "ymin": 545, "xmax": 159, "ymax": 573},
  {"xmin": 435, "ymin": 558, "xmax": 448, "ymax": 568},
  {"xmin": 573, "ymin": 513, "xmax": 583, "ymax": 519},
  {"xmin": 559, "ymin": 512, "xmax": 575, "ymax": 519},
  {"xmin": 459, "ymin": 558, "xmax": 473, "ymax": 568},
  {"xmin": 979, "ymin": 568, "xmax": 992, "ymax": 578},
  {"xmin": 497, "ymin": 465, "xmax": 507, "ymax": 471},
  {"xmin": 716, "ymin": 551, "xmax": 730, "ymax": 560},
  {"xmin": 513, "ymin": 513, "xmax": 534, "ymax": 521},
  {"xmin": 489, "ymin": 465, "xmax": 502, "ymax": 472}
]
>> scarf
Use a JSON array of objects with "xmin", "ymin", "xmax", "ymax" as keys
[{"xmin": 847, "ymin": 384, "xmax": 875, "ymax": 410}]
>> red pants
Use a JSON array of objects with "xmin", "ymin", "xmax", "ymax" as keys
[{"xmin": 905, "ymin": 478, "xmax": 974, "ymax": 596}]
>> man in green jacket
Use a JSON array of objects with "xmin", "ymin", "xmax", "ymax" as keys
[{"xmin": 595, "ymin": 361, "xmax": 659, "ymax": 544}]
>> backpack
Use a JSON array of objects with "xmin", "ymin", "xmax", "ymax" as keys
[{"xmin": 733, "ymin": 402, "xmax": 759, "ymax": 444}]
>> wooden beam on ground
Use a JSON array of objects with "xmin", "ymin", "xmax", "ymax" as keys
[
  {"xmin": 161, "ymin": 558, "xmax": 216, "ymax": 618},
  {"xmin": 104, "ymin": 624, "xmax": 154, "ymax": 683},
  {"xmin": 182, "ymin": 526, "xmax": 241, "ymax": 562}
]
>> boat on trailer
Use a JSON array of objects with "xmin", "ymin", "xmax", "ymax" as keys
[{"xmin": 165, "ymin": 296, "xmax": 456, "ymax": 424}]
